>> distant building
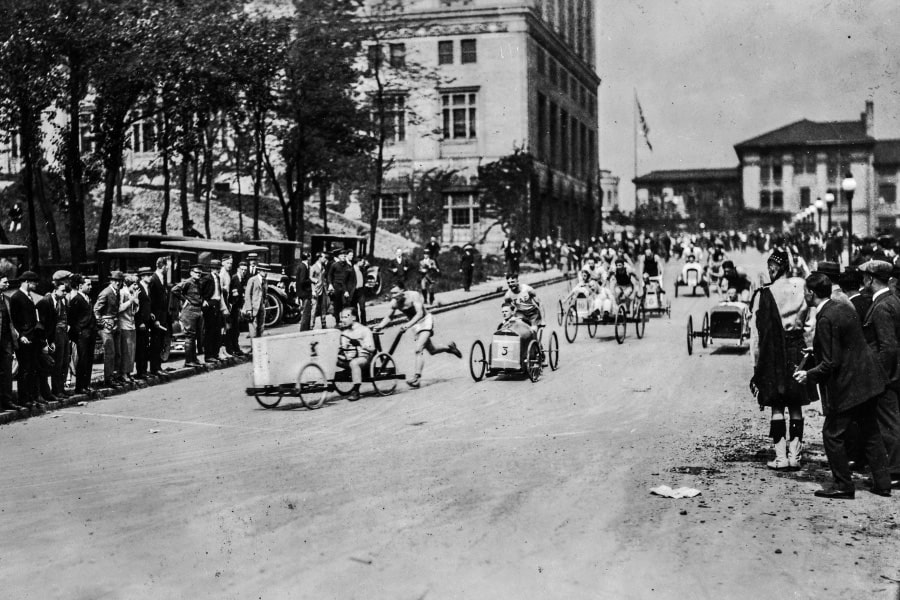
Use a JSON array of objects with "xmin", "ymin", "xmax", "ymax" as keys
[
  {"xmin": 364, "ymin": 0, "xmax": 602, "ymax": 249},
  {"xmin": 633, "ymin": 168, "xmax": 740, "ymax": 222},
  {"xmin": 598, "ymin": 168, "xmax": 620, "ymax": 217}
]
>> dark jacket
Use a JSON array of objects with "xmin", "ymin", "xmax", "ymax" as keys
[
  {"xmin": 328, "ymin": 260, "xmax": 353, "ymax": 294},
  {"xmin": 135, "ymin": 285, "xmax": 152, "ymax": 328},
  {"xmin": 67, "ymin": 292, "xmax": 96, "ymax": 339},
  {"xmin": 36, "ymin": 293, "xmax": 66, "ymax": 340},
  {"xmin": 862, "ymin": 289, "xmax": 900, "ymax": 390},
  {"xmin": 850, "ymin": 292, "xmax": 873, "ymax": 324},
  {"xmin": 807, "ymin": 299, "xmax": 886, "ymax": 415},
  {"xmin": 148, "ymin": 273, "xmax": 169, "ymax": 326},
  {"xmin": 294, "ymin": 260, "xmax": 312, "ymax": 300},
  {"xmin": 229, "ymin": 274, "xmax": 245, "ymax": 312},
  {"xmin": 9, "ymin": 288, "xmax": 39, "ymax": 341}
]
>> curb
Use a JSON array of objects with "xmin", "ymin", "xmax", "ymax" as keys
[
  {"xmin": 0, "ymin": 272, "xmax": 570, "ymax": 426},
  {"xmin": 0, "ymin": 355, "xmax": 251, "ymax": 426}
]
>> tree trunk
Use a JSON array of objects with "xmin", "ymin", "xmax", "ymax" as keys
[
  {"xmin": 160, "ymin": 110, "xmax": 171, "ymax": 235},
  {"xmin": 18, "ymin": 104, "xmax": 40, "ymax": 270},
  {"xmin": 179, "ymin": 150, "xmax": 191, "ymax": 235},
  {"xmin": 319, "ymin": 184, "xmax": 328, "ymax": 234},
  {"xmin": 264, "ymin": 151, "xmax": 289, "ymax": 238},
  {"xmin": 202, "ymin": 125, "xmax": 214, "ymax": 239},
  {"xmin": 95, "ymin": 124, "xmax": 126, "ymax": 253},
  {"xmin": 64, "ymin": 59, "xmax": 87, "ymax": 264},
  {"xmin": 27, "ymin": 109, "xmax": 60, "ymax": 261},
  {"xmin": 253, "ymin": 109, "xmax": 263, "ymax": 239},
  {"xmin": 235, "ymin": 122, "xmax": 243, "ymax": 238}
]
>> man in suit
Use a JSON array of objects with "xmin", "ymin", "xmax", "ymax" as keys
[
  {"xmin": 309, "ymin": 253, "xmax": 328, "ymax": 329},
  {"xmin": 10, "ymin": 271, "xmax": 43, "ymax": 408},
  {"xmin": 460, "ymin": 244, "xmax": 475, "ymax": 292},
  {"xmin": 347, "ymin": 249, "xmax": 366, "ymax": 325},
  {"xmin": 94, "ymin": 270, "xmax": 124, "ymax": 386},
  {"xmin": 147, "ymin": 257, "xmax": 169, "ymax": 375},
  {"xmin": 839, "ymin": 266, "xmax": 871, "ymax": 323},
  {"xmin": 0, "ymin": 275, "xmax": 22, "ymax": 411},
  {"xmin": 134, "ymin": 267, "xmax": 154, "ymax": 378},
  {"xmin": 36, "ymin": 273, "xmax": 72, "ymax": 400},
  {"xmin": 171, "ymin": 264, "xmax": 206, "ymax": 367},
  {"xmin": 67, "ymin": 275, "xmax": 96, "ymax": 394},
  {"xmin": 201, "ymin": 259, "xmax": 224, "ymax": 362},
  {"xmin": 858, "ymin": 260, "xmax": 900, "ymax": 486},
  {"xmin": 226, "ymin": 262, "xmax": 247, "ymax": 356},
  {"xmin": 794, "ymin": 272, "xmax": 892, "ymax": 499},
  {"xmin": 243, "ymin": 262, "xmax": 268, "ymax": 342},
  {"xmin": 388, "ymin": 247, "xmax": 411, "ymax": 289},
  {"xmin": 327, "ymin": 248, "xmax": 352, "ymax": 321},
  {"xmin": 292, "ymin": 253, "xmax": 312, "ymax": 331}
]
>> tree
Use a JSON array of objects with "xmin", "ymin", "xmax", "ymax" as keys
[{"xmin": 477, "ymin": 148, "xmax": 536, "ymax": 243}]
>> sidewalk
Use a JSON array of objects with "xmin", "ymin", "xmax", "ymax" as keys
[{"xmin": 0, "ymin": 267, "xmax": 570, "ymax": 426}]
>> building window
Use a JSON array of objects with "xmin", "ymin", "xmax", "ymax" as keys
[
  {"xmin": 760, "ymin": 156, "xmax": 772, "ymax": 183},
  {"xmin": 537, "ymin": 93, "xmax": 547, "ymax": 161},
  {"xmin": 375, "ymin": 95, "xmax": 407, "ymax": 143},
  {"xmin": 379, "ymin": 194, "xmax": 405, "ymax": 220},
  {"xmin": 460, "ymin": 39, "xmax": 477, "ymax": 64},
  {"xmin": 772, "ymin": 160, "xmax": 782, "ymax": 182},
  {"xmin": 537, "ymin": 48, "xmax": 546, "ymax": 75},
  {"xmin": 560, "ymin": 109, "xmax": 569, "ymax": 174},
  {"xmin": 443, "ymin": 192, "xmax": 480, "ymax": 227},
  {"xmin": 442, "ymin": 92, "xmax": 477, "ymax": 140},
  {"xmin": 389, "ymin": 43, "xmax": 406, "ymax": 68},
  {"xmin": 367, "ymin": 45, "xmax": 382, "ymax": 72},
  {"xmin": 549, "ymin": 60, "xmax": 557, "ymax": 86},
  {"xmin": 438, "ymin": 41, "xmax": 453, "ymax": 65},
  {"xmin": 880, "ymin": 184, "xmax": 897, "ymax": 204},
  {"xmin": 800, "ymin": 187, "xmax": 810, "ymax": 207},
  {"xmin": 826, "ymin": 153, "xmax": 839, "ymax": 181},
  {"xmin": 760, "ymin": 190, "xmax": 771, "ymax": 209},
  {"xmin": 773, "ymin": 190, "xmax": 783, "ymax": 209},
  {"xmin": 549, "ymin": 101, "xmax": 559, "ymax": 168},
  {"xmin": 794, "ymin": 151, "xmax": 815, "ymax": 175}
]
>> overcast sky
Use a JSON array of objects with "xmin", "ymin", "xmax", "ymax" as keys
[{"xmin": 596, "ymin": 0, "xmax": 900, "ymax": 211}]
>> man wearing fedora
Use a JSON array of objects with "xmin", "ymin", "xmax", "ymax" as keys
[
  {"xmin": 859, "ymin": 259, "xmax": 900, "ymax": 487},
  {"xmin": 795, "ymin": 272, "xmax": 892, "ymax": 499},
  {"xmin": 172, "ymin": 264, "xmax": 206, "ymax": 367},
  {"xmin": 134, "ymin": 267, "xmax": 154, "ymax": 378},
  {"xmin": 750, "ymin": 249, "xmax": 813, "ymax": 471},
  {"xmin": 243, "ymin": 262, "xmax": 268, "ymax": 342},
  {"xmin": 10, "ymin": 271, "xmax": 44, "ymax": 408},
  {"xmin": 202, "ymin": 258, "xmax": 225, "ymax": 362},
  {"xmin": 94, "ymin": 271, "xmax": 124, "ymax": 386},
  {"xmin": 67, "ymin": 274, "xmax": 96, "ymax": 394}
]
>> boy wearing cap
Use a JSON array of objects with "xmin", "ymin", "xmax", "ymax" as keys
[
  {"xmin": 859, "ymin": 259, "xmax": 900, "ymax": 486},
  {"xmin": 750, "ymin": 249, "xmax": 814, "ymax": 471}
]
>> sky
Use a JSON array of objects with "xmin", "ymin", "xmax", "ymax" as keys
[{"xmin": 596, "ymin": 0, "xmax": 900, "ymax": 212}]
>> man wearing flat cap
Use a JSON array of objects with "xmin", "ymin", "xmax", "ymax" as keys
[
  {"xmin": 10, "ymin": 271, "xmax": 44, "ymax": 408},
  {"xmin": 859, "ymin": 259, "xmax": 900, "ymax": 487},
  {"xmin": 812, "ymin": 261, "xmax": 851, "ymax": 306},
  {"xmin": 36, "ymin": 271, "xmax": 73, "ymax": 399},
  {"xmin": 94, "ymin": 271, "xmax": 124, "ymax": 386},
  {"xmin": 171, "ymin": 264, "xmax": 206, "ymax": 367},
  {"xmin": 749, "ymin": 249, "xmax": 814, "ymax": 471}
]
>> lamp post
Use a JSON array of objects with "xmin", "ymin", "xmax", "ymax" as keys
[
  {"xmin": 814, "ymin": 198, "xmax": 825, "ymax": 232},
  {"xmin": 825, "ymin": 192, "xmax": 835, "ymax": 231},
  {"xmin": 842, "ymin": 173, "xmax": 857, "ymax": 263}
]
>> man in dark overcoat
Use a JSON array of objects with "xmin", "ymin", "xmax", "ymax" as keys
[{"xmin": 795, "ymin": 272, "xmax": 892, "ymax": 499}]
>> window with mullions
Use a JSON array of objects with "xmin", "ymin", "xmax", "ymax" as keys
[
  {"xmin": 379, "ymin": 194, "xmax": 405, "ymax": 220},
  {"xmin": 373, "ymin": 95, "xmax": 407, "ymax": 143},
  {"xmin": 442, "ymin": 92, "xmax": 477, "ymax": 140},
  {"xmin": 389, "ymin": 43, "xmax": 406, "ymax": 68},
  {"xmin": 460, "ymin": 39, "xmax": 477, "ymax": 64},
  {"xmin": 438, "ymin": 40, "xmax": 453, "ymax": 65},
  {"xmin": 367, "ymin": 45, "xmax": 382, "ymax": 72},
  {"xmin": 442, "ymin": 192, "xmax": 480, "ymax": 227},
  {"xmin": 773, "ymin": 190, "xmax": 783, "ymax": 209}
]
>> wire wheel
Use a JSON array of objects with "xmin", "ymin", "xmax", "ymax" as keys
[
  {"xmin": 686, "ymin": 315, "xmax": 694, "ymax": 355},
  {"xmin": 701, "ymin": 313, "xmax": 710, "ymax": 348},
  {"xmin": 557, "ymin": 299, "xmax": 565, "ymax": 326},
  {"xmin": 297, "ymin": 362, "xmax": 329, "ymax": 410},
  {"xmin": 547, "ymin": 331, "xmax": 560, "ymax": 371},
  {"xmin": 635, "ymin": 304, "xmax": 646, "ymax": 339},
  {"xmin": 255, "ymin": 392, "xmax": 282, "ymax": 409},
  {"xmin": 614, "ymin": 306, "xmax": 627, "ymax": 344},
  {"xmin": 370, "ymin": 352, "xmax": 398, "ymax": 396},
  {"xmin": 564, "ymin": 306, "xmax": 579, "ymax": 343},
  {"xmin": 587, "ymin": 317, "xmax": 598, "ymax": 338},
  {"xmin": 332, "ymin": 373, "xmax": 355, "ymax": 396},
  {"xmin": 469, "ymin": 340, "xmax": 487, "ymax": 381},
  {"xmin": 525, "ymin": 339, "xmax": 542, "ymax": 382},
  {"xmin": 264, "ymin": 291, "xmax": 283, "ymax": 328}
]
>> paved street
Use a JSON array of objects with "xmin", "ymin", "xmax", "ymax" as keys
[{"xmin": 2, "ymin": 251, "xmax": 898, "ymax": 600}]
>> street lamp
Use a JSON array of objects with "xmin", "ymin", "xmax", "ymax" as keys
[
  {"xmin": 842, "ymin": 173, "xmax": 857, "ymax": 263},
  {"xmin": 825, "ymin": 192, "xmax": 835, "ymax": 231},
  {"xmin": 814, "ymin": 198, "xmax": 825, "ymax": 232}
]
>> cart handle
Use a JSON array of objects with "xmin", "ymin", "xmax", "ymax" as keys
[{"xmin": 373, "ymin": 329, "xmax": 406, "ymax": 355}]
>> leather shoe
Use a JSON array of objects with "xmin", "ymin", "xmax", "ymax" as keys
[
  {"xmin": 869, "ymin": 487, "xmax": 892, "ymax": 497},
  {"xmin": 814, "ymin": 488, "xmax": 855, "ymax": 500}
]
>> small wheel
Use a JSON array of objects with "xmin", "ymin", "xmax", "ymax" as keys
[
  {"xmin": 525, "ymin": 339, "xmax": 542, "ymax": 382},
  {"xmin": 701, "ymin": 313, "xmax": 710, "ymax": 348},
  {"xmin": 686, "ymin": 315, "xmax": 694, "ymax": 355},
  {"xmin": 548, "ymin": 331, "xmax": 559, "ymax": 371},
  {"xmin": 587, "ymin": 318, "xmax": 598, "ymax": 338},
  {"xmin": 469, "ymin": 340, "xmax": 487, "ymax": 381},
  {"xmin": 557, "ymin": 299, "xmax": 565, "ymax": 326},
  {"xmin": 297, "ymin": 362, "xmax": 329, "ymax": 410},
  {"xmin": 333, "ymin": 373, "xmax": 355, "ymax": 397},
  {"xmin": 614, "ymin": 306, "xmax": 627, "ymax": 344},
  {"xmin": 370, "ymin": 352, "xmax": 398, "ymax": 396},
  {"xmin": 255, "ymin": 393, "xmax": 282, "ymax": 409},
  {"xmin": 635, "ymin": 304, "xmax": 646, "ymax": 339},
  {"xmin": 564, "ymin": 306, "xmax": 578, "ymax": 343}
]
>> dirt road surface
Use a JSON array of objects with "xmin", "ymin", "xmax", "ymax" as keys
[{"xmin": 2, "ymin": 251, "xmax": 898, "ymax": 599}]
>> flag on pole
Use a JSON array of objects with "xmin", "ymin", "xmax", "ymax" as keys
[{"xmin": 635, "ymin": 93, "xmax": 653, "ymax": 151}]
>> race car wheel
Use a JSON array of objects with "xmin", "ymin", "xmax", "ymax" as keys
[
  {"xmin": 564, "ymin": 306, "xmax": 579, "ymax": 343},
  {"xmin": 525, "ymin": 340, "xmax": 542, "ymax": 382},
  {"xmin": 635, "ymin": 304, "xmax": 647, "ymax": 339},
  {"xmin": 686, "ymin": 315, "xmax": 694, "ymax": 356},
  {"xmin": 557, "ymin": 299, "xmax": 565, "ymax": 326},
  {"xmin": 614, "ymin": 306, "xmax": 627, "ymax": 344},
  {"xmin": 587, "ymin": 318, "xmax": 598, "ymax": 338},
  {"xmin": 370, "ymin": 352, "xmax": 398, "ymax": 396},
  {"xmin": 255, "ymin": 392, "xmax": 283, "ymax": 409},
  {"xmin": 469, "ymin": 340, "xmax": 487, "ymax": 381},
  {"xmin": 297, "ymin": 362, "xmax": 329, "ymax": 410},
  {"xmin": 701, "ymin": 313, "xmax": 710, "ymax": 348},
  {"xmin": 547, "ymin": 331, "xmax": 560, "ymax": 371}
]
